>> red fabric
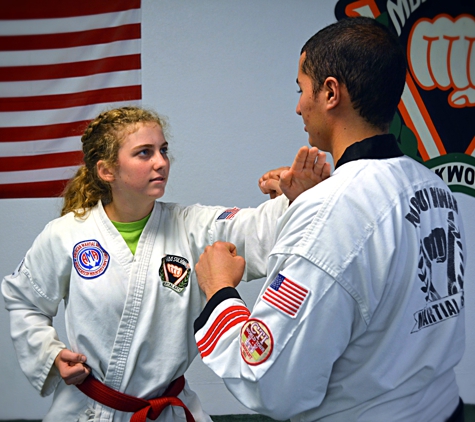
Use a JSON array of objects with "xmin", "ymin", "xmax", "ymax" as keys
[{"xmin": 76, "ymin": 375, "xmax": 195, "ymax": 422}]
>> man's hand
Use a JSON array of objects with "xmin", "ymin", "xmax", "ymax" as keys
[
  {"xmin": 195, "ymin": 242, "xmax": 246, "ymax": 301},
  {"xmin": 54, "ymin": 348, "xmax": 90, "ymax": 385},
  {"xmin": 259, "ymin": 147, "xmax": 331, "ymax": 202}
]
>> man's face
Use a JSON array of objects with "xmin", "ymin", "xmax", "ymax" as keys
[{"xmin": 296, "ymin": 53, "xmax": 329, "ymax": 150}]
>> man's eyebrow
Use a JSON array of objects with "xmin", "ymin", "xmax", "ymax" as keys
[{"xmin": 296, "ymin": 78, "xmax": 300, "ymax": 85}]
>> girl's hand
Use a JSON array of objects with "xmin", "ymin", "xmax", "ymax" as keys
[
  {"xmin": 279, "ymin": 146, "xmax": 331, "ymax": 202},
  {"xmin": 259, "ymin": 166, "xmax": 290, "ymax": 199},
  {"xmin": 54, "ymin": 348, "xmax": 90, "ymax": 385},
  {"xmin": 259, "ymin": 146, "xmax": 331, "ymax": 201}
]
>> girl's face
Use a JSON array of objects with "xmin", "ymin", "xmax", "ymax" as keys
[{"xmin": 107, "ymin": 122, "xmax": 170, "ymax": 207}]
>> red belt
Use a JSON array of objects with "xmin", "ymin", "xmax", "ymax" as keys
[{"xmin": 76, "ymin": 375, "xmax": 195, "ymax": 422}]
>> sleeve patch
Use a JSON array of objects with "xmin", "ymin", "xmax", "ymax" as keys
[
  {"xmin": 216, "ymin": 207, "xmax": 240, "ymax": 220},
  {"xmin": 240, "ymin": 319, "xmax": 273, "ymax": 365},
  {"xmin": 262, "ymin": 273, "xmax": 309, "ymax": 318}
]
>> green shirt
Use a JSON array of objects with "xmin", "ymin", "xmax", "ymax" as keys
[{"xmin": 111, "ymin": 214, "xmax": 151, "ymax": 255}]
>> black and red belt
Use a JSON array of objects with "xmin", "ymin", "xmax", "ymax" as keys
[{"xmin": 77, "ymin": 374, "xmax": 195, "ymax": 422}]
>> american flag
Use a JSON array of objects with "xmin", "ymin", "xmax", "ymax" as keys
[
  {"xmin": 0, "ymin": 0, "xmax": 142, "ymax": 198},
  {"xmin": 262, "ymin": 273, "xmax": 309, "ymax": 317},
  {"xmin": 217, "ymin": 207, "xmax": 240, "ymax": 220}
]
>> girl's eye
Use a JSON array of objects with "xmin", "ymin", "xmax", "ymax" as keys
[
  {"xmin": 297, "ymin": 89, "xmax": 302, "ymax": 94},
  {"xmin": 138, "ymin": 148, "xmax": 152, "ymax": 157},
  {"xmin": 160, "ymin": 146, "xmax": 168, "ymax": 155}
]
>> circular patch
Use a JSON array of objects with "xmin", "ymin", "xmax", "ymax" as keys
[
  {"xmin": 240, "ymin": 318, "xmax": 273, "ymax": 365},
  {"xmin": 72, "ymin": 239, "xmax": 110, "ymax": 279}
]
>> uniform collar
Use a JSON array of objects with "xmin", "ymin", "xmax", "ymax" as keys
[{"xmin": 335, "ymin": 134, "xmax": 404, "ymax": 169}]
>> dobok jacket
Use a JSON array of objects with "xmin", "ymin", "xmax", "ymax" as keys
[
  {"xmin": 194, "ymin": 135, "xmax": 466, "ymax": 422},
  {"xmin": 2, "ymin": 196, "xmax": 288, "ymax": 422}
]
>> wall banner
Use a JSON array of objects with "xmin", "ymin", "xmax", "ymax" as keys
[{"xmin": 335, "ymin": 0, "xmax": 475, "ymax": 197}]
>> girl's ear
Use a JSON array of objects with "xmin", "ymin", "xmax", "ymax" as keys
[{"xmin": 97, "ymin": 160, "xmax": 115, "ymax": 183}]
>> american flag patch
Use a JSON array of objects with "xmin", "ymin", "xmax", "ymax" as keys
[
  {"xmin": 262, "ymin": 273, "xmax": 309, "ymax": 317},
  {"xmin": 217, "ymin": 207, "xmax": 240, "ymax": 220}
]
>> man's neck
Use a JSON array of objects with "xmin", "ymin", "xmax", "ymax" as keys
[{"xmin": 330, "ymin": 121, "xmax": 387, "ymax": 165}]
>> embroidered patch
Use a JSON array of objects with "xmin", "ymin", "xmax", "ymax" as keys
[
  {"xmin": 262, "ymin": 273, "xmax": 309, "ymax": 317},
  {"xmin": 217, "ymin": 207, "xmax": 240, "ymax": 220},
  {"xmin": 240, "ymin": 319, "xmax": 273, "ymax": 365},
  {"xmin": 72, "ymin": 240, "xmax": 110, "ymax": 279},
  {"xmin": 159, "ymin": 254, "xmax": 191, "ymax": 293}
]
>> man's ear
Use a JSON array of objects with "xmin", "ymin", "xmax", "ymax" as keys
[
  {"xmin": 323, "ymin": 77, "xmax": 340, "ymax": 109},
  {"xmin": 97, "ymin": 160, "xmax": 115, "ymax": 183}
]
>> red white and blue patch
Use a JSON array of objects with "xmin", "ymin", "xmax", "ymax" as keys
[
  {"xmin": 240, "ymin": 319, "xmax": 273, "ymax": 365},
  {"xmin": 72, "ymin": 239, "xmax": 110, "ymax": 279},
  {"xmin": 262, "ymin": 273, "xmax": 309, "ymax": 317},
  {"xmin": 217, "ymin": 207, "xmax": 240, "ymax": 220}
]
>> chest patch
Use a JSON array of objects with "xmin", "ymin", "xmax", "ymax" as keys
[
  {"xmin": 159, "ymin": 254, "xmax": 191, "ymax": 293},
  {"xmin": 72, "ymin": 240, "xmax": 110, "ymax": 279}
]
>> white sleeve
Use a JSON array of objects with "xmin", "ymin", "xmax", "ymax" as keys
[
  {"xmin": 194, "ymin": 255, "xmax": 363, "ymax": 420},
  {"xmin": 185, "ymin": 195, "xmax": 289, "ymax": 281},
  {"xmin": 1, "ymin": 222, "xmax": 70, "ymax": 396}
]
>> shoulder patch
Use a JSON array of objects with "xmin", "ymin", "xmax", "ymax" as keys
[
  {"xmin": 73, "ymin": 240, "xmax": 110, "ymax": 279},
  {"xmin": 240, "ymin": 318, "xmax": 273, "ymax": 365},
  {"xmin": 262, "ymin": 273, "xmax": 309, "ymax": 318},
  {"xmin": 159, "ymin": 254, "xmax": 191, "ymax": 293},
  {"xmin": 217, "ymin": 207, "xmax": 240, "ymax": 220}
]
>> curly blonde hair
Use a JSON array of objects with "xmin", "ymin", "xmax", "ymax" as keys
[{"xmin": 61, "ymin": 106, "xmax": 166, "ymax": 217}]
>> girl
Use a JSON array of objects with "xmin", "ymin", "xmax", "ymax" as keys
[{"xmin": 2, "ymin": 106, "xmax": 328, "ymax": 422}]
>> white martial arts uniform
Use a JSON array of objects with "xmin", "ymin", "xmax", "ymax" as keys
[
  {"xmin": 194, "ymin": 135, "xmax": 466, "ymax": 422},
  {"xmin": 1, "ymin": 195, "xmax": 288, "ymax": 422}
]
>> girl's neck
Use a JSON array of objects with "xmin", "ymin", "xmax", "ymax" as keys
[{"xmin": 104, "ymin": 200, "xmax": 154, "ymax": 223}]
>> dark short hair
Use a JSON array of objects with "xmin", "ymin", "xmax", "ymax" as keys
[{"xmin": 301, "ymin": 17, "xmax": 407, "ymax": 130}]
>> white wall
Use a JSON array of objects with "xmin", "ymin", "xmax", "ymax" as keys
[{"xmin": 0, "ymin": 1, "xmax": 473, "ymax": 419}]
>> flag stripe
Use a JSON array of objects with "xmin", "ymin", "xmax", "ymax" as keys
[
  {"xmin": 1, "ymin": 12, "xmax": 140, "ymax": 37},
  {"xmin": 0, "ymin": 86, "xmax": 142, "ymax": 112},
  {"xmin": 0, "ymin": 24, "xmax": 141, "ymax": 51},
  {"xmin": 0, "ymin": 121, "xmax": 89, "ymax": 143},
  {"xmin": 0, "ymin": 55, "xmax": 141, "ymax": 82},
  {"xmin": 0, "ymin": 71, "xmax": 140, "ymax": 98},
  {"xmin": 0, "ymin": 166, "xmax": 79, "ymax": 184},
  {"xmin": 264, "ymin": 289, "xmax": 300, "ymax": 311},
  {"xmin": 0, "ymin": 0, "xmax": 141, "ymax": 20},
  {"xmin": 0, "ymin": 180, "xmax": 70, "ymax": 199},
  {"xmin": 0, "ymin": 100, "xmax": 141, "ymax": 128},
  {"xmin": 0, "ymin": 137, "xmax": 82, "ymax": 157},
  {"xmin": 0, "ymin": 151, "xmax": 83, "ymax": 172},
  {"xmin": 263, "ymin": 294, "xmax": 299, "ymax": 316},
  {"xmin": 1, "ymin": 40, "xmax": 141, "ymax": 67}
]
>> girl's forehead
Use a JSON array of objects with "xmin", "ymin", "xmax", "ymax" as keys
[
  {"xmin": 124, "ymin": 121, "xmax": 161, "ymax": 133},
  {"xmin": 118, "ymin": 121, "xmax": 163, "ymax": 141}
]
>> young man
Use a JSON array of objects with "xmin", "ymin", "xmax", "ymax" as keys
[{"xmin": 193, "ymin": 17, "xmax": 466, "ymax": 422}]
